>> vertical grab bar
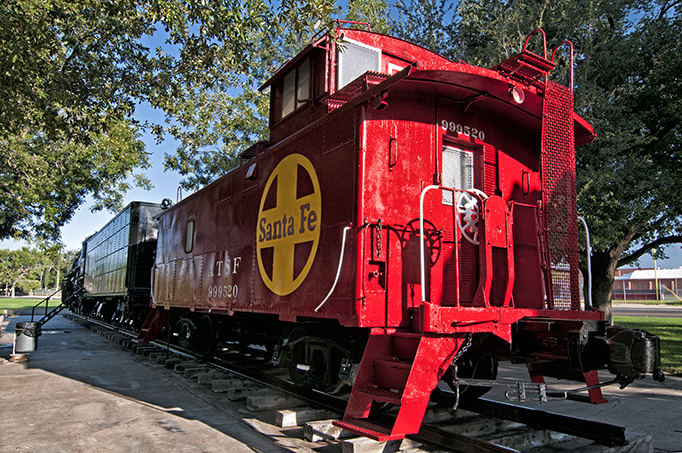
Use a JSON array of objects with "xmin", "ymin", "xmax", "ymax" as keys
[
  {"xmin": 551, "ymin": 40, "xmax": 575, "ymax": 91},
  {"xmin": 577, "ymin": 216, "xmax": 592, "ymax": 309},
  {"xmin": 419, "ymin": 185, "xmax": 441, "ymax": 302}
]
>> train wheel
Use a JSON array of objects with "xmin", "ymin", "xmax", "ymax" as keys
[
  {"xmin": 175, "ymin": 318, "xmax": 194, "ymax": 350},
  {"xmin": 431, "ymin": 351, "xmax": 498, "ymax": 407},
  {"xmin": 174, "ymin": 315, "xmax": 216, "ymax": 357},
  {"xmin": 280, "ymin": 329, "xmax": 353, "ymax": 394},
  {"xmin": 194, "ymin": 315, "xmax": 216, "ymax": 357},
  {"xmin": 281, "ymin": 328, "xmax": 311, "ymax": 387}
]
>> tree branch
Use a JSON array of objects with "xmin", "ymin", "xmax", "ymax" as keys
[
  {"xmin": 617, "ymin": 235, "xmax": 682, "ymax": 267},
  {"xmin": 628, "ymin": 112, "xmax": 682, "ymax": 162},
  {"xmin": 659, "ymin": 0, "xmax": 682, "ymax": 20}
]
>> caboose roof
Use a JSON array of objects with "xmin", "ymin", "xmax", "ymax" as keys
[
  {"xmin": 259, "ymin": 26, "xmax": 595, "ymax": 145},
  {"xmin": 259, "ymin": 27, "xmax": 457, "ymax": 92},
  {"xmin": 259, "ymin": 41, "xmax": 319, "ymax": 92}
]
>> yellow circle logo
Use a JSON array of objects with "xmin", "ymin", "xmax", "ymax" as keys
[{"xmin": 257, "ymin": 154, "xmax": 322, "ymax": 295}]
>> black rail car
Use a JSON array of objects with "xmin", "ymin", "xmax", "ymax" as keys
[{"xmin": 64, "ymin": 201, "xmax": 163, "ymax": 328}]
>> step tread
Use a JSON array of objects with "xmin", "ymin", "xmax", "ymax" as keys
[
  {"xmin": 356, "ymin": 387, "xmax": 403, "ymax": 404},
  {"xmin": 374, "ymin": 359, "xmax": 412, "ymax": 370},
  {"xmin": 333, "ymin": 418, "xmax": 405, "ymax": 441}
]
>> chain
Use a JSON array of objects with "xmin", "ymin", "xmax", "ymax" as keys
[
  {"xmin": 375, "ymin": 219, "xmax": 383, "ymax": 259},
  {"xmin": 452, "ymin": 334, "xmax": 473, "ymax": 364}
]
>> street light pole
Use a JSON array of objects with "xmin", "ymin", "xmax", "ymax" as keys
[{"xmin": 653, "ymin": 249, "xmax": 660, "ymax": 302}]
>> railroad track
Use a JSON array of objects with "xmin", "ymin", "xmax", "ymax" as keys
[{"xmin": 64, "ymin": 313, "xmax": 650, "ymax": 453}]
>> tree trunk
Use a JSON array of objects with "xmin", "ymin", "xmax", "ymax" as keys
[{"xmin": 589, "ymin": 248, "xmax": 625, "ymax": 325}]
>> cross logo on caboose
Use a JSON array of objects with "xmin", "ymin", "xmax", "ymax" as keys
[{"xmin": 257, "ymin": 154, "xmax": 322, "ymax": 295}]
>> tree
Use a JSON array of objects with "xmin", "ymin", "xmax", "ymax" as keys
[
  {"xmin": 392, "ymin": 0, "xmax": 456, "ymax": 53},
  {"xmin": 161, "ymin": 0, "xmax": 392, "ymax": 190},
  {"xmin": 575, "ymin": 3, "xmax": 682, "ymax": 317},
  {"xmin": 1, "ymin": 0, "xmax": 154, "ymax": 241},
  {"xmin": 1, "ymin": 0, "xmax": 337, "ymax": 241},
  {"xmin": 393, "ymin": 0, "xmax": 682, "ymax": 319},
  {"xmin": 36, "ymin": 243, "xmax": 74, "ymax": 290},
  {"xmin": 344, "ymin": 0, "xmax": 391, "ymax": 34},
  {"xmin": 0, "ymin": 248, "xmax": 44, "ymax": 297}
]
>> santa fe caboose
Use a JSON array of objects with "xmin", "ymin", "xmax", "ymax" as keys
[{"xmin": 72, "ymin": 24, "xmax": 663, "ymax": 441}]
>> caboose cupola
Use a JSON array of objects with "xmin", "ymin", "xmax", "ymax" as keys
[{"xmin": 260, "ymin": 22, "xmax": 454, "ymax": 143}]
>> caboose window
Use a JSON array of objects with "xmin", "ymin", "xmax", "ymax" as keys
[
  {"xmin": 281, "ymin": 57, "xmax": 311, "ymax": 118},
  {"xmin": 282, "ymin": 71, "xmax": 296, "ymax": 117},
  {"xmin": 442, "ymin": 145, "xmax": 474, "ymax": 205},
  {"xmin": 185, "ymin": 220, "xmax": 195, "ymax": 254},
  {"xmin": 298, "ymin": 58, "xmax": 310, "ymax": 102}
]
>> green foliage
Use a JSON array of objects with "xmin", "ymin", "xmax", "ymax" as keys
[
  {"xmin": 1, "ymin": 0, "xmax": 156, "ymax": 241},
  {"xmin": 344, "ymin": 0, "xmax": 391, "ymax": 34},
  {"xmin": 1, "ymin": 120, "xmax": 150, "ymax": 240},
  {"xmin": 393, "ymin": 0, "xmax": 457, "ymax": 56},
  {"xmin": 161, "ymin": 0, "xmax": 392, "ymax": 189},
  {"xmin": 0, "ymin": 0, "xmax": 338, "ymax": 241},
  {"xmin": 392, "ymin": 0, "xmax": 682, "ymax": 310},
  {"xmin": 576, "ymin": 3, "xmax": 682, "ymax": 262},
  {"xmin": 156, "ymin": 2, "xmax": 341, "ymax": 189},
  {"xmin": 0, "ymin": 246, "xmax": 71, "ymax": 294}
]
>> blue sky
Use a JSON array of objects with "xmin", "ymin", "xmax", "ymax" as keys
[
  {"xmin": 1, "ymin": 103, "xmax": 184, "ymax": 252},
  {"xmin": 2, "ymin": 17, "xmax": 681, "ymax": 271},
  {"xmin": 59, "ymin": 127, "xmax": 184, "ymax": 250}
]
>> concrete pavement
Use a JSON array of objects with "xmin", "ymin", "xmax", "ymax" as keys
[
  {"xmin": 0, "ymin": 314, "xmax": 288, "ymax": 453},
  {"xmin": 2, "ymin": 313, "xmax": 681, "ymax": 452}
]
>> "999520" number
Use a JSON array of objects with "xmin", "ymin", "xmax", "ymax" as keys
[{"xmin": 441, "ymin": 120, "xmax": 485, "ymax": 141}]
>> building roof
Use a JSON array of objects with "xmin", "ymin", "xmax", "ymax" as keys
[{"xmin": 616, "ymin": 268, "xmax": 682, "ymax": 280}]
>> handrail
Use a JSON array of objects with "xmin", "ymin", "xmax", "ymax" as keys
[
  {"xmin": 315, "ymin": 224, "xmax": 352, "ymax": 312},
  {"xmin": 419, "ymin": 185, "xmax": 441, "ymax": 302},
  {"xmin": 551, "ymin": 40, "xmax": 574, "ymax": 91},
  {"xmin": 522, "ymin": 29, "xmax": 548, "ymax": 59},
  {"xmin": 30, "ymin": 287, "xmax": 62, "ymax": 322},
  {"xmin": 419, "ymin": 186, "xmax": 482, "ymax": 302},
  {"xmin": 577, "ymin": 216, "xmax": 592, "ymax": 309},
  {"xmin": 332, "ymin": 19, "xmax": 371, "ymax": 32}
]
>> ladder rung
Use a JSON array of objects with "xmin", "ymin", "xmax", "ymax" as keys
[{"xmin": 356, "ymin": 387, "xmax": 402, "ymax": 404}]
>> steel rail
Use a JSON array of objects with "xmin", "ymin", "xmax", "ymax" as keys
[
  {"xmin": 460, "ymin": 398, "xmax": 626, "ymax": 446},
  {"xmin": 67, "ymin": 313, "xmax": 627, "ymax": 450}
]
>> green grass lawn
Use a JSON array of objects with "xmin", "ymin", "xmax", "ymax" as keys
[
  {"xmin": 614, "ymin": 316, "xmax": 682, "ymax": 376},
  {"xmin": 613, "ymin": 300, "xmax": 682, "ymax": 306},
  {"xmin": 0, "ymin": 298, "xmax": 48, "ymax": 311}
]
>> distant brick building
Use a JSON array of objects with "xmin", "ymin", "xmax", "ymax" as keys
[{"xmin": 613, "ymin": 268, "xmax": 682, "ymax": 301}]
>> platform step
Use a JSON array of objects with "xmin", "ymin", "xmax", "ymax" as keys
[
  {"xmin": 373, "ymin": 359, "xmax": 412, "ymax": 390},
  {"xmin": 374, "ymin": 359, "xmax": 411, "ymax": 370},
  {"xmin": 356, "ymin": 387, "xmax": 402, "ymax": 404},
  {"xmin": 388, "ymin": 332, "xmax": 421, "ymax": 360},
  {"xmin": 333, "ymin": 418, "xmax": 404, "ymax": 441}
]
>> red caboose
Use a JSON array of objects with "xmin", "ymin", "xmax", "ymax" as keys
[{"xmin": 147, "ymin": 24, "xmax": 661, "ymax": 440}]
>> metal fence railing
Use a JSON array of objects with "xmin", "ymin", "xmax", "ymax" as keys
[{"xmin": 613, "ymin": 286, "xmax": 682, "ymax": 302}]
